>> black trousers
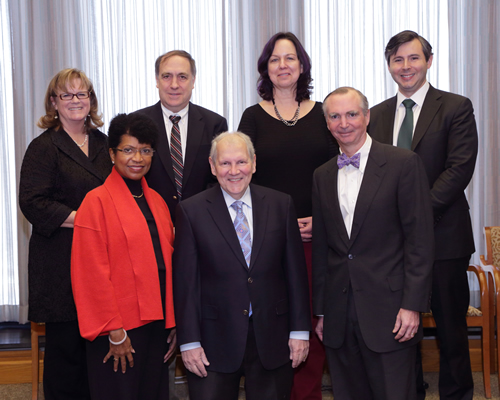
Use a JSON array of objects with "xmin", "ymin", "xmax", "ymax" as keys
[
  {"xmin": 186, "ymin": 318, "xmax": 294, "ymax": 400},
  {"xmin": 43, "ymin": 320, "xmax": 91, "ymax": 400},
  {"xmin": 420, "ymin": 257, "xmax": 474, "ymax": 399},
  {"xmin": 85, "ymin": 320, "xmax": 171, "ymax": 400}
]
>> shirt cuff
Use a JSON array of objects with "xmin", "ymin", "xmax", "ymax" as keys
[
  {"xmin": 180, "ymin": 342, "xmax": 201, "ymax": 352},
  {"xmin": 289, "ymin": 331, "xmax": 309, "ymax": 340}
]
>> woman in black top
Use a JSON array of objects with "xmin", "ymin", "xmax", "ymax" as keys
[
  {"xmin": 19, "ymin": 68, "xmax": 112, "ymax": 399},
  {"xmin": 238, "ymin": 32, "xmax": 337, "ymax": 400}
]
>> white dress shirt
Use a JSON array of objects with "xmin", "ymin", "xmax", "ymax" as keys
[
  {"xmin": 338, "ymin": 135, "xmax": 372, "ymax": 237},
  {"xmin": 392, "ymin": 81, "xmax": 430, "ymax": 146},
  {"xmin": 180, "ymin": 186, "xmax": 308, "ymax": 353},
  {"xmin": 161, "ymin": 103, "xmax": 189, "ymax": 162}
]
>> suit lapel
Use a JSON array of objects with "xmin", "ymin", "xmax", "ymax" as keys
[
  {"xmin": 248, "ymin": 184, "xmax": 267, "ymax": 271},
  {"xmin": 412, "ymin": 85, "xmax": 442, "ymax": 150},
  {"xmin": 151, "ymin": 102, "xmax": 176, "ymax": 185},
  {"xmin": 184, "ymin": 103, "xmax": 205, "ymax": 186},
  {"xmin": 52, "ymin": 129, "xmax": 106, "ymax": 181},
  {"xmin": 349, "ymin": 141, "xmax": 386, "ymax": 245},
  {"xmin": 206, "ymin": 186, "xmax": 249, "ymax": 270},
  {"xmin": 325, "ymin": 160, "xmax": 350, "ymax": 248}
]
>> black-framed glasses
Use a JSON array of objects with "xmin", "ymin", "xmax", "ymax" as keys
[
  {"xmin": 114, "ymin": 147, "xmax": 155, "ymax": 157},
  {"xmin": 58, "ymin": 91, "xmax": 91, "ymax": 101}
]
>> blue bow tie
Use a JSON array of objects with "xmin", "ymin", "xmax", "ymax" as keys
[{"xmin": 337, "ymin": 153, "xmax": 360, "ymax": 169}]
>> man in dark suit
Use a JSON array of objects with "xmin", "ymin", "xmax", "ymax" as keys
[
  {"xmin": 313, "ymin": 87, "xmax": 434, "ymax": 400},
  {"xmin": 368, "ymin": 31, "xmax": 478, "ymax": 399},
  {"xmin": 135, "ymin": 50, "xmax": 228, "ymax": 222},
  {"xmin": 173, "ymin": 131, "xmax": 311, "ymax": 400}
]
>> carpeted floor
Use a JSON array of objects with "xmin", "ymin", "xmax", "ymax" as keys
[{"xmin": 0, "ymin": 372, "xmax": 498, "ymax": 399}]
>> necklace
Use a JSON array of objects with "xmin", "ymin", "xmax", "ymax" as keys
[
  {"xmin": 132, "ymin": 190, "xmax": 144, "ymax": 199},
  {"xmin": 272, "ymin": 99, "xmax": 301, "ymax": 127},
  {"xmin": 74, "ymin": 134, "xmax": 88, "ymax": 148}
]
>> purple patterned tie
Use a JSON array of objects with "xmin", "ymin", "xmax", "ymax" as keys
[
  {"xmin": 231, "ymin": 201, "xmax": 252, "ymax": 266},
  {"xmin": 169, "ymin": 115, "xmax": 183, "ymax": 199},
  {"xmin": 337, "ymin": 153, "xmax": 360, "ymax": 169},
  {"xmin": 231, "ymin": 201, "xmax": 252, "ymax": 316}
]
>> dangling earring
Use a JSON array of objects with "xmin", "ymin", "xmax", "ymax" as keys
[{"xmin": 54, "ymin": 110, "xmax": 59, "ymax": 119}]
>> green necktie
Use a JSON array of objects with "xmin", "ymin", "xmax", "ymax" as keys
[{"xmin": 397, "ymin": 99, "xmax": 416, "ymax": 150}]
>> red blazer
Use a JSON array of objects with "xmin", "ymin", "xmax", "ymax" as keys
[{"xmin": 71, "ymin": 168, "xmax": 175, "ymax": 341}]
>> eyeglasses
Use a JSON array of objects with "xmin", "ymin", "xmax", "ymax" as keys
[
  {"xmin": 58, "ymin": 91, "xmax": 91, "ymax": 101},
  {"xmin": 114, "ymin": 147, "xmax": 155, "ymax": 157}
]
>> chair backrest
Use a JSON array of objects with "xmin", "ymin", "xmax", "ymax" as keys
[{"xmin": 482, "ymin": 227, "xmax": 500, "ymax": 266}]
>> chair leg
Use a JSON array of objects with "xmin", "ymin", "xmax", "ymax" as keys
[
  {"xmin": 483, "ymin": 326, "xmax": 492, "ymax": 398},
  {"xmin": 31, "ymin": 323, "xmax": 39, "ymax": 400}
]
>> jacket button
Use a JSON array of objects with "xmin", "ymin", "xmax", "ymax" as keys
[
  {"xmin": 342, "ymin": 287, "xmax": 347, "ymax": 293},
  {"xmin": 348, "ymin": 254, "xmax": 353, "ymax": 259},
  {"xmin": 173, "ymin": 195, "xmax": 178, "ymax": 200},
  {"xmin": 243, "ymin": 310, "xmax": 249, "ymax": 316},
  {"xmin": 248, "ymin": 277, "xmax": 253, "ymax": 283}
]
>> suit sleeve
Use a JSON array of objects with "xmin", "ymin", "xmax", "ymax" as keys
[
  {"xmin": 19, "ymin": 137, "xmax": 73, "ymax": 236},
  {"xmin": 398, "ymin": 153, "xmax": 434, "ymax": 312},
  {"xmin": 172, "ymin": 203, "xmax": 202, "ymax": 346},
  {"xmin": 311, "ymin": 169, "xmax": 328, "ymax": 316},
  {"xmin": 71, "ymin": 194, "xmax": 124, "ymax": 341},
  {"xmin": 284, "ymin": 195, "xmax": 312, "ymax": 331},
  {"xmin": 430, "ymin": 97, "xmax": 478, "ymax": 217},
  {"xmin": 215, "ymin": 115, "xmax": 228, "ymax": 136}
]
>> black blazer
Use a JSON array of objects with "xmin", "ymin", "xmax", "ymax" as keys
[
  {"xmin": 173, "ymin": 184, "xmax": 311, "ymax": 373},
  {"xmin": 19, "ymin": 128, "xmax": 112, "ymax": 322},
  {"xmin": 135, "ymin": 101, "xmax": 227, "ymax": 222},
  {"xmin": 368, "ymin": 85, "xmax": 478, "ymax": 260},
  {"xmin": 312, "ymin": 140, "xmax": 434, "ymax": 353}
]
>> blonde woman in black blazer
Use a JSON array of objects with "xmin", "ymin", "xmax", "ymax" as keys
[{"xmin": 19, "ymin": 68, "xmax": 112, "ymax": 400}]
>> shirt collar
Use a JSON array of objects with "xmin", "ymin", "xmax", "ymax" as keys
[
  {"xmin": 339, "ymin": 134, "xmax": 372, "ymax": 173},
  {"xmin": 161, "ymin": 102, "xmax": 189, "ymax": 120},
  {"xmin": 396, "ymin": 81, "xmax": 429, "ymax": 108},
  {"xmin": 222, "ymin": 186, "xmax": 253, "ymax": 209}
]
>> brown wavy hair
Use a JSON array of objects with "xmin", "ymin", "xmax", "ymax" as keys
[{"xmin": 37, "ymin": 68, "xmax": 103, "ymax": 133}]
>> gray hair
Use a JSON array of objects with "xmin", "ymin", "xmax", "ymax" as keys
[
  {"xmin": 210, "ymin": 131, "xmax": 255, "ymax": 161},
  {"xmin": 323, "ymin": 87, "xmax": 369, "ymax": 116}
]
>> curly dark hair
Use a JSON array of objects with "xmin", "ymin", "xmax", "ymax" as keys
[
  {"xmin": 257, "ymin": 32, "xmax": 312, "ymax": 102},
  {"xmin": 108, "ymin": 113, "xmax": 159, "ymax": 151}
]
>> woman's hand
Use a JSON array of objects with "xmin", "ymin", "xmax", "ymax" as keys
[
  {"xmin": 103, "ymin": 329, "xmax": 135, "ymax": 373},
  {"xmin": 60, "ymin": 210, "xmax": 77, "ymax": 228},
  {"xmin": 298, "ymin": 216, "xmax": 312, "ymax": 242},
  {"xmin": 164, "ymin": 328, "xmax": 177, "ymax": 362}
]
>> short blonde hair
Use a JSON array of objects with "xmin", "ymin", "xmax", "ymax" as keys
[{"xmin": 37, "ymin": 68, "xmax": 103, "ymax": 133}]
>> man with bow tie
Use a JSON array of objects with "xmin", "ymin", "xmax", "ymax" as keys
[{"xmin": 312, "ymin": 87, "xmax": 434, "ymax": 400}]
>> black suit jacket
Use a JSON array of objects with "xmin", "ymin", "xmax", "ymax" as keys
[
  {"xmin": 173, "ymin": 184, "xmax": 311, "ymax": 373},
  {"xmin": 135, "ymin": 101, "xmax": 228, "ymax": 222},
  {"xmin": 368, "ymin": 85, "xmax": 478, "ymax": 260},
  {"xmin": 312, "ymin": 140, "xmax": 434, "ymax": 353}
]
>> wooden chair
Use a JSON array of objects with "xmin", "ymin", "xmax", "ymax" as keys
[
  {"xmin": 31, "ymin": 322, "xmax": 45, "ymax": 400},
  {"xmin": 480, "ymin": 226, "xmax": 500, "ymax": 390},
  {"xmin": 422, "ymin": 264, "xmax": 491, "ymax": 398}
]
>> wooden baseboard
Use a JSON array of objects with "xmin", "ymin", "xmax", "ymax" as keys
[
  {"xmin": 0, "ymin": 350, "xmax": 43, "ymax": 384},
  {"xmin": 0, "ymin": 338, "xmax": 493, "ymax": 385}
]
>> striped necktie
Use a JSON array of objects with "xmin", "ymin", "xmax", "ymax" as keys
[{"xmin": 169, "ymin": 115, "xmax": 183, "ymax": 199}]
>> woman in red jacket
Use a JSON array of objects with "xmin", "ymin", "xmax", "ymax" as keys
[{"xmin": 71, "ymin": 113, "xmax": 175, "ymax": 400}]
